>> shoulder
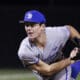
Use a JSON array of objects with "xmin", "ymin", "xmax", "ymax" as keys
[
  {"xmin": 45, "ymin": 25, "xmax": 71, "ymax": 39},
  {"xmin": 46, "ymin": 25, "xmax": 70, "ymax": 30},
  {"xmin": 18, "ymin": 37, "xmax": 29, "ymax": 56},
  {"xmin": 19, "ymin": 37, "xmax": 30, "ymax": 47},
  {"xmin": 45, "ymin": 25, "xmax": 70, "ymax": 33},
  {"xmin": 45, "ymin": 26, "xmax": 57, "ymax": 33}
]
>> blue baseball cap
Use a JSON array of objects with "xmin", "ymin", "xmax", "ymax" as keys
[{"xmin": 19, "ymin": 10, "xmax": 46, "ymax": 23}]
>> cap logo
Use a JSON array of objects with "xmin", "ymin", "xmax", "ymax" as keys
[{"xmin": 26, "ymin": 13, "xmax": 32, "ymax": 19}]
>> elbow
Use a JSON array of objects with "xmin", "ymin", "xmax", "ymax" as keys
[
  {"xmin": 43, "ymin": 66, "xmax": 55, "ymax": 76},
  {"xmin": 48, "ymin": 67, "xmax": 56, "ymax": 76},
  {"xmin": 37, "ymin": 66, "xmax": 54, "ymax": 76},
  {"xmin": 45, "ymin": 67, "xmax": 52, "ymax": 76},
  {"xmin": 46, "ymin": 71, "xmax": 54, "ymax": 76},
  {"xmin": 47, "ymin": 66, "xmax": 60, "ymax": 76}
]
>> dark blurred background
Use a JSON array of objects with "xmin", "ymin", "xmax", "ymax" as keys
[{"xmin": 0, "ymin": 0, "xmax": 80, "ymax": 69}]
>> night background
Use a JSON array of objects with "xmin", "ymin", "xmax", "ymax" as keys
[{"xmin": 0, "ymin": 0, "xmax": 80, "ymax": 69}]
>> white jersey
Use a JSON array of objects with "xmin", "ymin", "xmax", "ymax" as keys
[{"xmin": 18, "ymin": 25, "xmax": 71, "ymax": 80}]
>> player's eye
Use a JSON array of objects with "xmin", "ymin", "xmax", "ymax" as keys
[{"xmin": 25, "ymin": 22, "xmax": 36, "ymax": 27}]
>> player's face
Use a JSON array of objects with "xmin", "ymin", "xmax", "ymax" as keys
[{"xmin": 25, "ymin": 22, "xmax": 45, "ymax": 40}]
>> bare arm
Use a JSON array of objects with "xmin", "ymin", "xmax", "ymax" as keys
[
  {"xmin": 67, "ymin": 25, "xmax": 80, "ymax": 39},
  {"xmin": 30, "ymin": 58, "xmax": 71, "ymax": 76},
  {"xmin": 29, "ymin": 57, "xmax": 74, "ymax": 76}
]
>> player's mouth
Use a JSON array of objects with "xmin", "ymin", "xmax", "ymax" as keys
[{"xmin": 27, "ymin": 32, "xmax": 34, "ymax": 36}]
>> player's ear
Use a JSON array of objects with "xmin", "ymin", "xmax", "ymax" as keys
[
  {"xmin": 25, "ymin": 26, "xmax": 27, "ymax": 31},
  {"xmin": 41, "ymin": 24, "xmax": 45, "ymax": 30}
]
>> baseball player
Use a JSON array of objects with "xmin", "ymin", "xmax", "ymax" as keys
[{"xmin": 18, "ymin": 10, "xmax": 80, "ymax": 80}]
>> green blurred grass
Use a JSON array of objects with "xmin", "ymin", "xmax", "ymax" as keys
[
  {"xmin": 77, "ymin": 73, "xmax": 80, "ymax": 80},
  {"xmin": 0, "ymin": 69, "xmax": 80, "ymax": 80},
  {"xmin": 0, "ymin": 69, "xmax": 36, "ymax": 80}
]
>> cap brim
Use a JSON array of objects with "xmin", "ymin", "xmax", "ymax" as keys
[
  {"xmin": 19, "ymin": 20, "xmax": 25, "ymax": 23},
  {"xmin": 19, "ymin": 20, "xmax": 38, "ymax": 24}
]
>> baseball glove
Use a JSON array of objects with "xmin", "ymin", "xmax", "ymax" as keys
[{"xmin": 72, "ymin": 37, "xmax": 80, "ymax": 48}]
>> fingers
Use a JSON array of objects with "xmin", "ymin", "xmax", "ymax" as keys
[
  {"xmin": 70, "ymin": 47, "xmax": 78, "ymax": 58},
  {"xmin": 73, "ymin": 47, "xmax": 79, "ymax": 53},
  {"xmin": 70, "ymin": 47, "xmax": 80, "ymax": 61}
]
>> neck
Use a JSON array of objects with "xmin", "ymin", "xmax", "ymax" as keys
[{"xmin": 35, "ymin": 32, "xmax": 46, "ymax": 48}]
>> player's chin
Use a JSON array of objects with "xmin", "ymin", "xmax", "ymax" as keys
[
  {"xmin": 28, "ymin": 34, "xmax": 38, "ymax": 39},
  {"xmin": 28, "ymin": 36, "xmax": 36, "ymax": 41}
]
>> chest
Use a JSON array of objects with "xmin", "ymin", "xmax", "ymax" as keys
[{"xmin": 32, "ymin": 40, "xmax": 63, "ymax": 63}]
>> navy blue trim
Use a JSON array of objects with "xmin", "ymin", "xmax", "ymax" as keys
[
  {"xmin": 65, "ymin": 68, "xmax": 68, "ymax": 80},
  {"xmin": 24, "ymin": 58, "xmax": 39, "ymax": 67},
  {"xmin": 35, "ymin": 58, "xmax": 39, "ymax": 64}
]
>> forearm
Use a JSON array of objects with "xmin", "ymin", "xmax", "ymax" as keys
[
  {"xmin": 30, "ymin": 58, "xmax": 74, "ymax": 76},
  {"xmin": 49, "ymin": 58, "xmax": 73, "ymax": 75},
  {"xmin": 39, "ymin": 58, "xmax": 73, "ymax": 76}
]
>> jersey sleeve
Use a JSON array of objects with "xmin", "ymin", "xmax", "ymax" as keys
[
  {"xmin": 18, "ymin": 40, "xmax": 39, "ymax": 67},
  {"xmin": 57, "ymin": 25, "xmax": 70, "ymax": 46}
]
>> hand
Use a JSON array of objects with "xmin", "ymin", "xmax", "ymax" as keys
[
  {"xmin": 70, "ymin": 47, "xmax": 80, "ymax": 64},
  {"xmin": 70, "ymin": 47, "xmax": 79, "ymax": 59},
  {"xmin": 69, "ymin": 47, "xmax": 79, "ymax": 64}
]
